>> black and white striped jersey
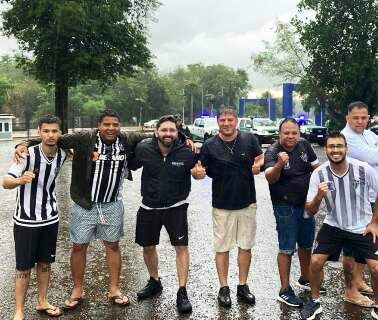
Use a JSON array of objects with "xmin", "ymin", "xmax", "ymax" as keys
[
  {"xmin": 89, "ymin": 132, "xmax": 128, "ymax": 203},
  {"xmin": 7, "ymin": 144, "xmax": 66, "ymax": 227},
  {"xmin": 307, "ymin": 157, "xmax": 378, "ymax": 234}
]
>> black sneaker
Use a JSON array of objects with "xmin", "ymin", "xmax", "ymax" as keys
[
  {"xmin": 237, "ymin": 284, "xmax": 256, "ymax": 305},
  {"xmin": 218, "ymin": 286, "xmax": 232, "ymax": 308},
  {"xmin": 300, "ymin": 299, "xmax": 323, "ymax": 320},
  {"xmin": 296, "ymin": 276, "xmax": 327, "ymax": 294},
  {"xmin": 372, "ymin": 307, "xmax": 378, "ymax": 319},
  {"xmin": 176, "ymin": 287, "xmax": 192, "ymax": 314},
  {"xmin": 137, "ymin": 277, "xmax": 163, "ymax": 299},
  {"xmin": 277, "ymin": 286, "xmax": 303, "ymax": 307}
]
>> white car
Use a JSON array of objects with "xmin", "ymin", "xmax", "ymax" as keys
[
  {"xmin": 186, "ymin": 117, "xmax": 219, "ymax": 141},
  {"xmin": 143, "ymin": 119, "xmax": 158, "ymax": 128}
]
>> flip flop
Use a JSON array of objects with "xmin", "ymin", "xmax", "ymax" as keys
[
  {"xmin": 109, "ymin": 294, "xmax": 130, "ymax": 306},
  {"xmin": 36, "ymin": 306, "xmax": 63, "ymax": 317},
  {"xmin": 359, "ymin": 286, "xmax": 374, "ymax": 296},
  {"xmin": 62, "ymin": 296, "xmax": 84, "ymax": 310},
  {"xmin": 343, "ymin": 296, "xmax": 375, "ymax": 308}
]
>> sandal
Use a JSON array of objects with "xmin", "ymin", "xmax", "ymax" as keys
[
  {"xmin": 359, "ymin": 286, "xmax": 374, "ymax": 296},
  {"xmin": 343, "ymin": 295, "xmax": 375, "ymax": 308},
  {"xmin": 109, "ymin": 294, "xmax": 130, "ymax": 306},
  {"xmin": 62, "ymin": 296, "xmax": 84, "ymax": 310},
  {"xmin": 36, "ymin": 306, "xmax": 63, "ymax": 317}
]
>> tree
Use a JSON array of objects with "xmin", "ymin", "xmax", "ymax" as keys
[
  {"xmin": 1, "ymin": 0, "xmax": 159, "ymax": 132},
  {"xmin": 252, "ymin": 22, "xmax": 308, "ymax": 83},
  {"xmin": 293, "ymin": 0, "xmax": 378, "ymax": 127}
]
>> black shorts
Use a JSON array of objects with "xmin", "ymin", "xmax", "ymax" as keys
[
  {"xmin": 327, "ymin": 203, "xmax": 376, "ymax": 264},
  {"xmin": 135, "ymin": 203, "xmax": 189, "ymax": 247},
  {"xmin": 314, "ymin": 223, "xmax": 378, "ymax": 263},
  {"xmin": 14, "ymin": 222, "xmax": 59, "ymax": 271}
]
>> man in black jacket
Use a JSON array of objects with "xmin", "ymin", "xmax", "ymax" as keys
[{"xmin": 130, "ymin": 115, "xmax": 205, "ymax": 314}]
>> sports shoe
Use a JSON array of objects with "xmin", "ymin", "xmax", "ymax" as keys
[
  {"xmin": 296, "ymin": 276, "xmax": 327, "ymax": 293},
  {"xmin": 218, "ymin": 286, "xmax": 232, "ymax": 308},
  {"xmin": 176, "ymin": 287, "xmax": 192, "ymax": 314},
  {"xmin": 300, "ymin": 299, "xmax": 323, "ymax": 320},
  {"xmin": 372, "ymin": 307, "xmax": 378, "ymax": 319},
  {"xmin": 137, "ymin": 277, "xmax": 163, "ymax": 299},
  {"xmin": 277, "ymin": 286, "xmax": 303, "ymax": 307},
  {"xmin": 237, "ymin": 284, "xmax": 256, "ymax": 305}
]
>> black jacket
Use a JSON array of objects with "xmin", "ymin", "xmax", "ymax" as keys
[{"xmin": 130, "ymin": 136, "xmax": 196, "ymax": 208}]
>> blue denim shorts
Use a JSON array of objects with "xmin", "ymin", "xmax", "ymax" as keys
[{"xmin": 273, "ymin": 205, "xmax": 315, "ymax": 255}]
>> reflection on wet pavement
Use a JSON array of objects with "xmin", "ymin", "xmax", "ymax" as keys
[{"xmin": 0, "ymin": 141, "xmax": 372, "ymax": 319}]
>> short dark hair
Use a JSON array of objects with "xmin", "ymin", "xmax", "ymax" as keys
[
  {"xmin": 217, "ymin": 106, "xmax": 237, "ymax": 119},
  {"xmin": 156, "ymin": 115, "xmax": 177, "ymax": 130},
  {"xmin": 97, "ymin": 110, "xmax": 120, "ymax": 124},
  {"xmin": 347, "ymin": 101, "xmax": 368, "ymax": 113},
  {"xmin": 38, "ymin": 114, "xmax": 62, "ymax": 129},
  {"xmin": 325, "ymin": 131, "xmax": 347, "ymax": 147},
  {"xmin": 278, "ymin": 117, "xmax": 299, "ymax": 132}
]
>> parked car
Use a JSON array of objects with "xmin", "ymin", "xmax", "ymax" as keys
[
  {"xmin": 298, "ymin": 119, "xmax": 328, "ymax": 146},
  {"xmin": 369, "ymin": 123, "xmax": 378, "ymax": 135},
  {"xmin": 143, "ymin": 119, "xmax": 158, "ymax": 128},
  {"xmin": 238, "ymin": 117, "xmax": 279, "ymax": 145},
  {"xmin": 186, "ymin": 117, "xmax": 219, "ymax": 141}
]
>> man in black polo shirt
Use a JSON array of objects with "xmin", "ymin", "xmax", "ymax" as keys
[
  {"xmin": 264, "ymin": 117, "xmax": 319, "ymax": 307},
  {"xmin": 200, "ymin": 107, "xmax": 263, "ymax": 308}
]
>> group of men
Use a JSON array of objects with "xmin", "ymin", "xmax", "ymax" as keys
[
  {"xmin": 5, "ymin": 107, "xmax": 263, "ymax": 319},
  {"xmin": 4, "ymin": 101, "xmax": 378, "ymax": 320}
]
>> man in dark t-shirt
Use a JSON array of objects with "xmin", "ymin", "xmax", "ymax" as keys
[
  {"xmin": 264, "ymin": 118, "xmax": 319, "ymax": 308},
  {"xmin": 200, "ymin": 107, "xmax": 263, "ymax": 308}
]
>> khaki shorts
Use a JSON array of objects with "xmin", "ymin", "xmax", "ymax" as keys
[{"xmin": 212, "ymin": 203, "xmax": 257, "ymax": 252}]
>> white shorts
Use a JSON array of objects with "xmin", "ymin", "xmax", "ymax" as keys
[{"xmin": 212, "ymin": 203, "xmax": 257, "ymax": 252}]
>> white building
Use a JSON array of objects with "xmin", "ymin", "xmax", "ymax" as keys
[{"xmin": 0, "ymin": 114, "xmax": 16, "ymax": 140}]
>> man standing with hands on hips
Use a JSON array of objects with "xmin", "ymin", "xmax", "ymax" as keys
[{"xmin": 200, "ymin": 106, "xmax": 264, "ymax": 308}]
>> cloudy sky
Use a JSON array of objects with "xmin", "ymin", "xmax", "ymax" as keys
[
  {"xmin": 148, "ymin": 0, "xmax": 300, "ymax": 92},
  {"xmin": 0, "ymin": 0, "xmax": 300, "ymax": 93}
]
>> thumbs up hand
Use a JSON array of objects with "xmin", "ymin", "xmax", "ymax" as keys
[{"xmin": 191, "ymin": 160, "xmax": 206, "ymax": 180}]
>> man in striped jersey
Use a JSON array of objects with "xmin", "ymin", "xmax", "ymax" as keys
[
  {"xmin": 339, "ymin": 101, "xmax": 378, "ymax": 305},
  {"xmin": 15, "ymin": 110, "xmax": 196, "ymax": 310},
  {"xmin": 15, "ymin": 110, "xmax": 151, "ymax": 309},
  {"xmin": 300, "ymin": 132, "xmax": 378, "ymax": 320},
  {"xmin": 3, "ymin": 115, "xmax": 65, "ymax": 319}
]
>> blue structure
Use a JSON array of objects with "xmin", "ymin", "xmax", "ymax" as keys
[
  {"xmin": 282, "ymin": 83, "xmax": 298, "ymax": 118},
  {"xmin": 238, "ymin": 98, "xmax": 276, "ymax": 121}
]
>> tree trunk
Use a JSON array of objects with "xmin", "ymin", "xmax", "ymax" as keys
[{"xmin": 55, "ymin": 80, "xmax": 69, "ymax": 133}]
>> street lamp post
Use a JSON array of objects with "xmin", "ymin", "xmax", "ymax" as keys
[{"xmin": 135, "ymin": 97, "xmax": 144, "ymax": 129}]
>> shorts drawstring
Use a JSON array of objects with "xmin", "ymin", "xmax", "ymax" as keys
[{"xmin": 97, "ymin": 203, "xmax": 106, "ymax": 224}]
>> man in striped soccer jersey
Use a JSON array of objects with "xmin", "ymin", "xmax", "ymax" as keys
[
  {"xmin": 14, "ymin": 110, "xmax": 195, "ymax": 310},
  {"xmin": 3, "ymin": 115, "xmax": 66, "ymax": 319},
  {"xmin": 301, "ymin": 132, "xmax": 378, "ymax": 320}
]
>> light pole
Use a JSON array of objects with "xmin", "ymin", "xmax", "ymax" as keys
[{"xmin": 135, "ymin": 98, "xmax": 144, "ymax": 129}]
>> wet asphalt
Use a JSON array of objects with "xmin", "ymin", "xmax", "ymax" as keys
[{"xmin": 0, "ymin": 140, "xmax": 374, "ymax": 319}]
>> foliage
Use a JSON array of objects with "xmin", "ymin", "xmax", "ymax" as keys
[
  {"xmin": 1, "ymin": 0, "xmax": 159, "ymax": 132},
  {"xmin": 252, "ymin": 22, "xmax": 308, "ymax": 83},
  {"xmin": 293, "ymin": 0, "xmax": 378, "ymax": 127}
]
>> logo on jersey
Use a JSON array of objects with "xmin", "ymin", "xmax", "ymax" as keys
[
  {"xmin": 300, "ymin": 152, "xmax": 308, "ymax": 163},
  {"xmin": 171, "ymin": 161, "xmax": 184, "ymax": 167},
  {"xmin": 351, "ymin": 179, "xmax": 361, "ymax": 189}
]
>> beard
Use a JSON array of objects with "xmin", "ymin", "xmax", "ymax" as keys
[
  {"xmin": 327, "ymin": 152, "xmax": 347, "ymax": 164},
  {"xmin": 157, "ymin": 135, "xmax": 176, "ymax": 147}
]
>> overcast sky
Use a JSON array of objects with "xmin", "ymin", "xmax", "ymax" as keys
[
  {"xmin": 148, "ymin": 0, "xmax": 300, "ymax": 92},
  {"xmin": 0, "ymin": 0, "xmax": 300, "ymax": 93}
]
